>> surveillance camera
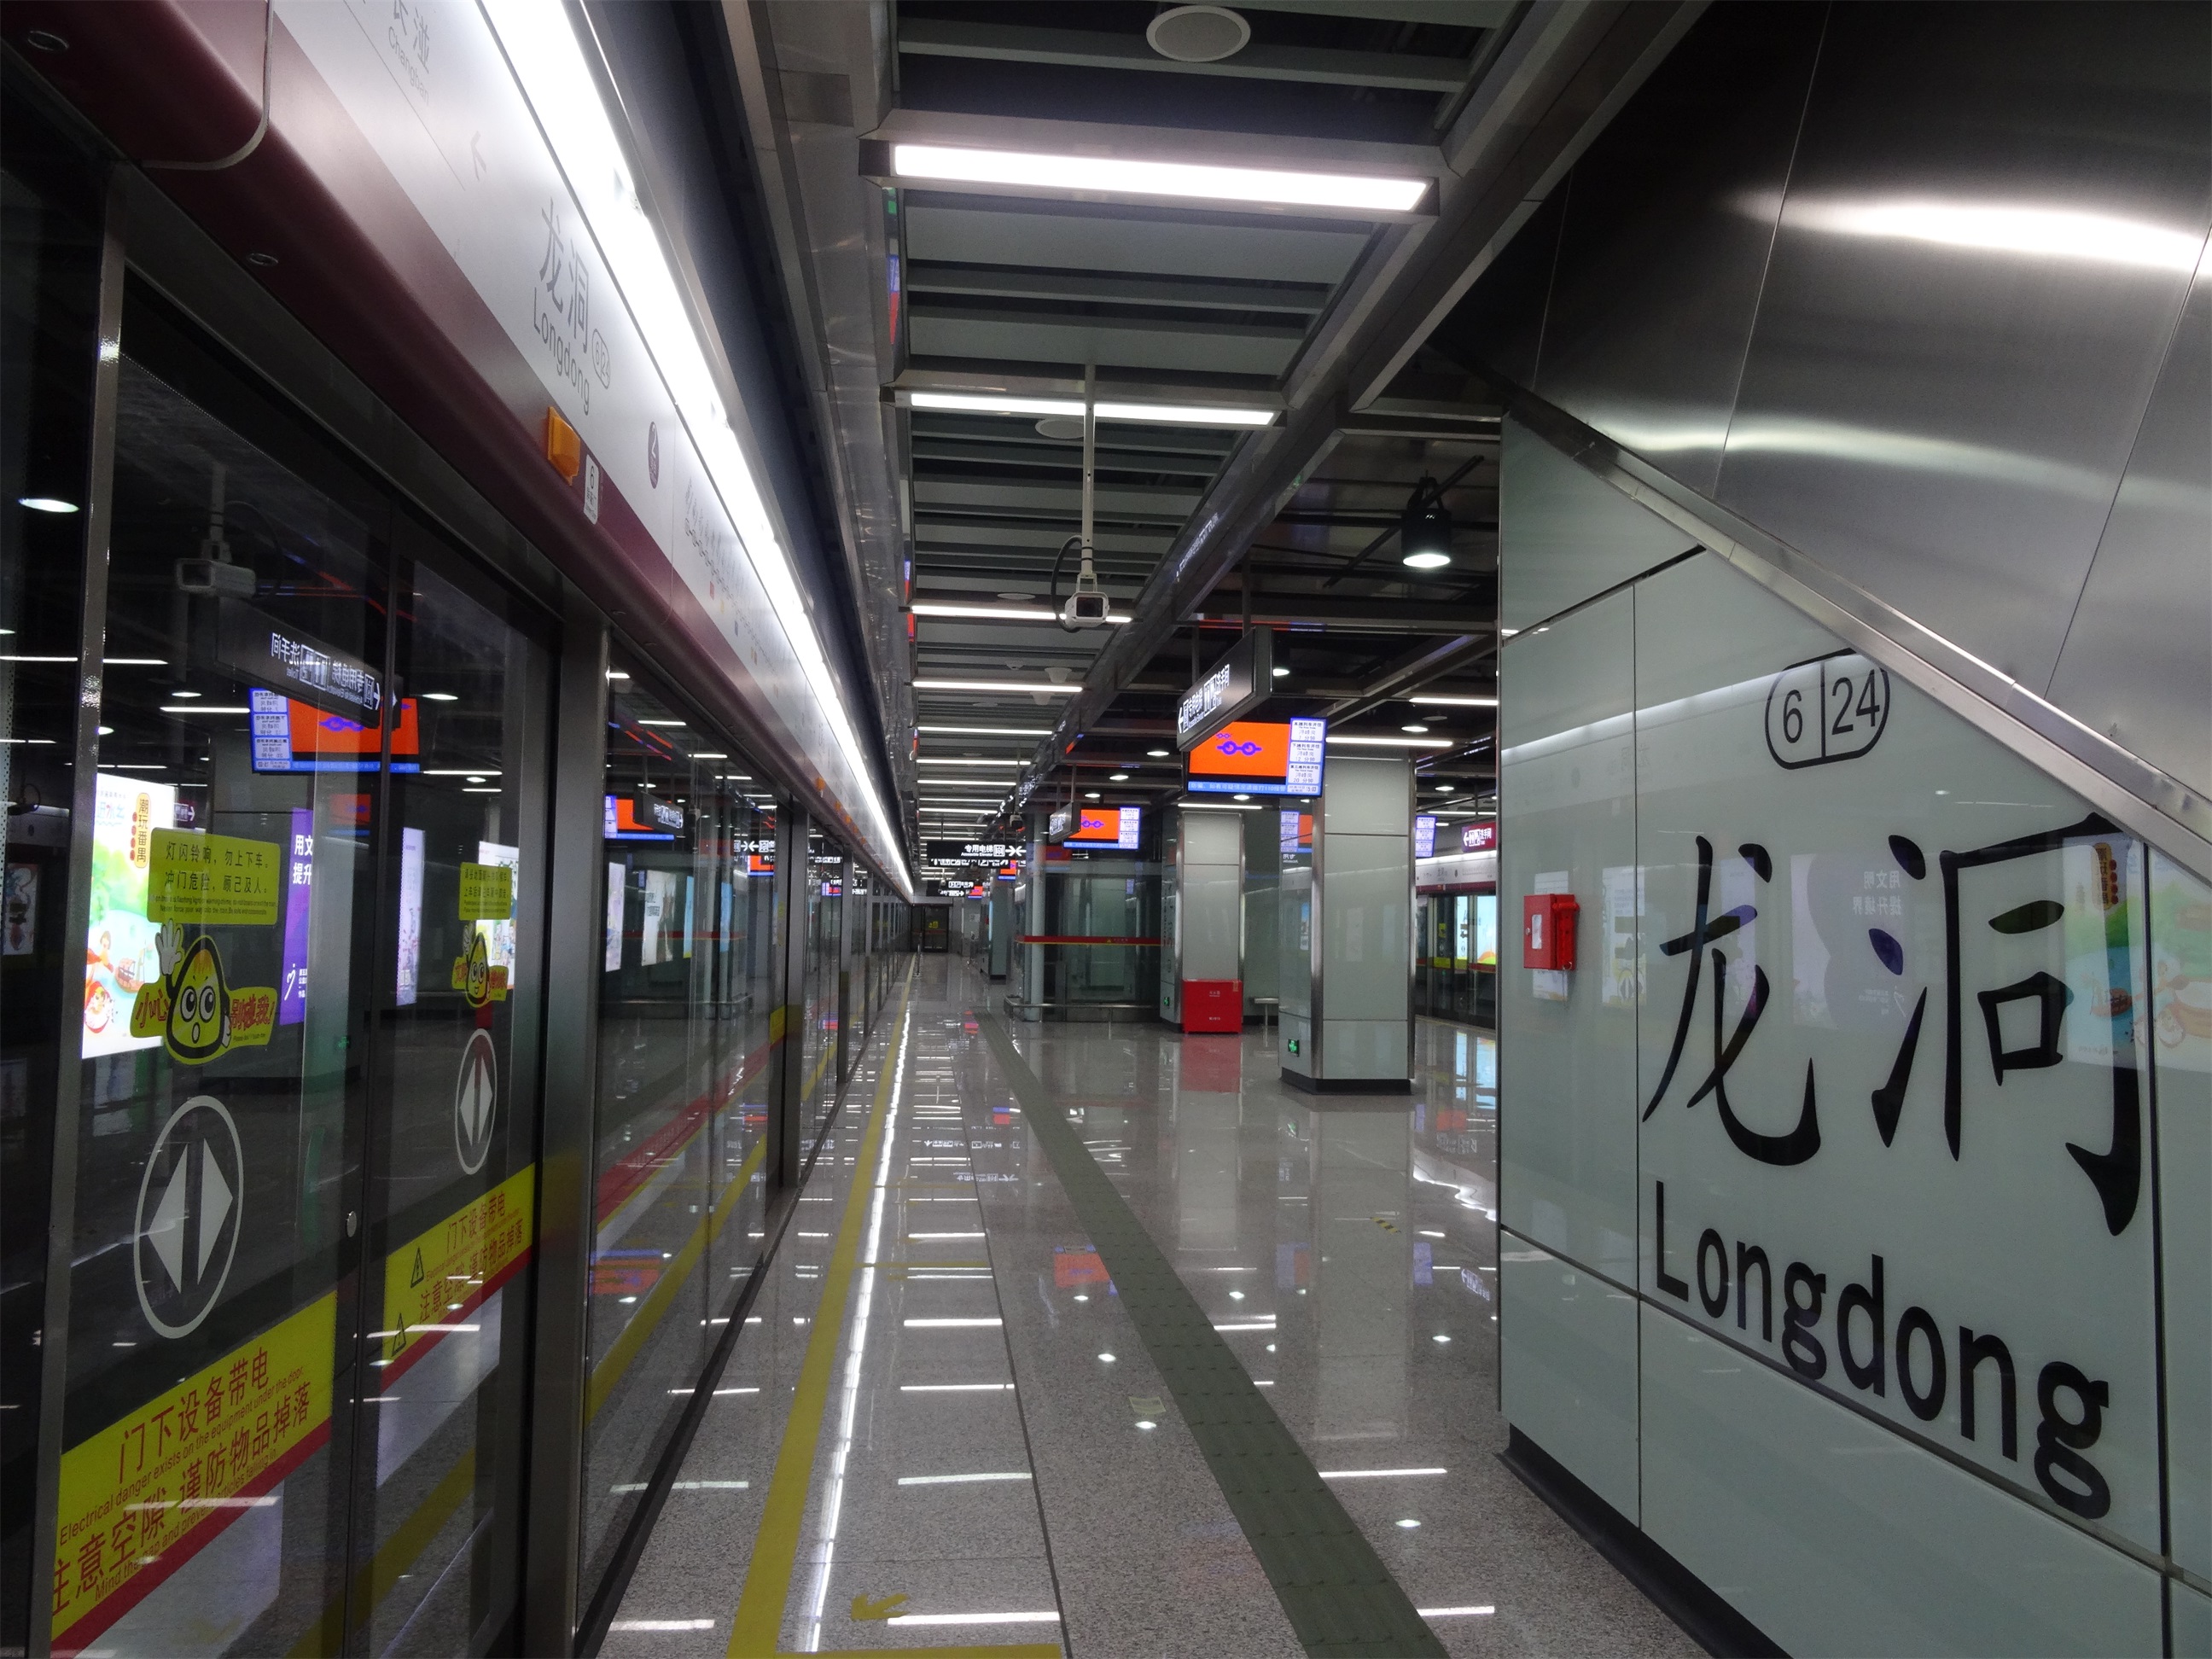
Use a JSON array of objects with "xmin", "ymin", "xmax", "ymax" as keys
[
  {"xmin": 174, "ymin": 558, "xmax": 256, "ymax": 599},
  {"xmin": 1061, "ymin": 590, "xmax": 1110, "ymax": 628}
]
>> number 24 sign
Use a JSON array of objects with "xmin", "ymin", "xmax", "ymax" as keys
[{"xmin": 1767, "ymin": 649, "xmax": 1890, "ymax": 770}]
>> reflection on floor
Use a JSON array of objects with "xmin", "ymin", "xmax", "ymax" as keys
[{"xmin": 604, "ymin": 956, "xmax": 1696, "ymax": 1657}]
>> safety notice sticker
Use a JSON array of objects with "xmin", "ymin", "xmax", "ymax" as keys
[
  {"xmin": 50, "ymin": 1292, "xmax": 335, "ymax": 1650},
  {"xmin": 457, "ymin": 860, "xmax": 514, "ymax": 922},
  {"xmin": 147, "ymin": 830, "xmax": 281, "ymax": 927},
  {"xmin": 379, "ymin": 1164, "xmax": 535, "ymax": 1374}
]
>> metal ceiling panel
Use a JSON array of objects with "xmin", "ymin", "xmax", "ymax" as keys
[
  {"xmin": 902, "ymin": 199, "xmax": 1372, "ymax": 285},
  {"xmin": 907, "ymin": 311, "xmax": 1301, "ymax": 376}
]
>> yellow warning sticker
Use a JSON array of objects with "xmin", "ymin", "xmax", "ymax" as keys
[
  {"xmin": 50, "ymin": 1292, "xmax": 335, "ymax": 1645},
  {"xmin": 457, "ymin": 861, "xmax": 514, "ymax": 923},
  {"xmin": 380, "ymin": 1165, "xmax": 536, "ymax": 1369},
  {"xmin": 125, "ymin": 931, "xmax": 277, "ymax": 1064},
  {"xmin": 147, "ymin": 830, "xmax": 281, "ymax": 927},
  {"xmin": 448, "ymin": 930, "xmax": 509, "ymax": 1007}
]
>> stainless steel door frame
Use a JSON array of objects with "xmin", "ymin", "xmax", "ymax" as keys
[{"xmin": 520, "ymin": 591, "xmax": 608, "ymax": 1656}]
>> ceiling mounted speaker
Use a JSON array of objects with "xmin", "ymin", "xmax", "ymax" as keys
[{"xmin": 1146, "ymin": 5, "xmax": 1251, "ymax": 63}]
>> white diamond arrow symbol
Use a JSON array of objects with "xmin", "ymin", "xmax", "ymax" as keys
[
  {"xmin": 198, "ymin": 1143, "xmax": 233, "ymax": 1278},
  {"xmin": 148, "ymin": 1154, "xmax": 189, "ymax": 1292}
]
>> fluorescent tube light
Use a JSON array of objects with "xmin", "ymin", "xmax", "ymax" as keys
[
  {"xmin": 1097, "ymin": 400, "xmax": 1275, "ymax": 427},
  {"xmin": 1409, "ymin": 694, "xmax": 1498, "ymax": 707},
  {"xmin": 1326, "ymin": 734, "xmax": 1451, "ymax": 748},
  {"xmin": 891, "ymin": 143, "xmax": 1427, "ymax": 213},
  {"xmin": 907, "ymin": 389, "xmax": 1272, "ymax": 428},
  {"xmin": 911, "ymin": 602, "xmax": 1131, "ymax": 623},
  {"xmin": 919, "ymin": 724, "xmax": 1051, "ymax": 736},
  {"xmin": 917, "ymin": 757, "xmax": 1023, "ymax": 767},
  {"xmin": 915, "ymin": 678, "xmax": 1078, "ymax": 695}
]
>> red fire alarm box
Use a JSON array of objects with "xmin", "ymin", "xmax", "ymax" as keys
[{"xmin": 1522, "ymin": 893, "xmax": 1579, "ymax": 969}]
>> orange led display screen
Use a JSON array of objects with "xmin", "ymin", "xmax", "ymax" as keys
[
  {"xmin": 1186, "ymin": 718, "xmax": 1324, "ymax": 796},
  {"xmin": 1067, "ymin": 806, "xmax": 1141, "ymax": 847}
]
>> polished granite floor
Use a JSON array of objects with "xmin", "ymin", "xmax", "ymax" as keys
[{"xmin": 603, "ymin": 955, "xmax": 1698, "ymax": 1658}]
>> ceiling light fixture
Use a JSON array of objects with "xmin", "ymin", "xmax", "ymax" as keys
[
  {"xmin": 890, "ymin": 143, "xmax": 1427, "ymax": 215},
  {"xmin": 920, "ymin": 724, "xmax": 1052, "ymax": 736},
  {"xmin": 914, "ymin": 678, "xmax": 1079, "ymax": 695},
  {"xmin": 17, "ymin": 497, "xmax": 79, "ymax": 514},
  {"xmin": 1146, "ymin": 748, "xmax": 1170, "ymax": 758},
  {"xmin": 1327, "ymin": 734, "xmax": 1450, "ymax": 749},
  {"xmin": 1401, "ymin": 724, "xmax": 1429, "ymax": 733},
  {"xmin": 1400, "ymin": 475, "xmax": 1452, "ymax": 569},
  {"xmin": 907, "ymin": 390, "xmax": 1273, "ymax": 428},
  {"xmin": 1109, "ymin": 771, "xmax": 1130, "ymax": 781},
  {"xmin": 917, "ymin": 757, "xmax": 1023, "ymax": 766},
  {"xmin": 1409, "ymin": 695, "xmax": 1498, "ymax": 707},
  {"xmin": 423, "ymin": 692, "xmax": 459, "ymax": 702},
  {"xmin": 910, "ymin": 602, "xmax": 1131, "ymax": 624}
]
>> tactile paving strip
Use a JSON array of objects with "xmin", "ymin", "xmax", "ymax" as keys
[{"xmin": 979, "ymin": 1015, "xmax": 1446, "ymax": 1659}]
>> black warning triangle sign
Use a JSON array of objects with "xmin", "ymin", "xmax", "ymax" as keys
[{"xmin": 409, "ymin": 1246, "xmax": 425, "ymax": 1288}]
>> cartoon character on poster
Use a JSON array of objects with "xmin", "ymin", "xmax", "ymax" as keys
[
  {"xmin": 450, "ymin": 928, "xmax": 509, "ymax": 1009},
  {"xmin": 128, "ymin": 925, "xmax": 277, "ymax": 1063}
]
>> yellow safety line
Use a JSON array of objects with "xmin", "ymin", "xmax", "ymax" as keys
[
  {"xmin": 726, "ymin": 967, "xmax": 1053, "ymax": 1659},
  {"xmin": 728, "ymin": 970, "xmax": 916, "ymax": 1657}
]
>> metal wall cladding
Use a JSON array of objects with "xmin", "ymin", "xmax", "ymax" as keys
[
  {"xmin": 1714, "ymin": 2, "xmax": 2211, "ymax": 694},
  {"xmin": 1428, "ymin": 187, "xmax": 1563, "ymax": 393},
  {"xmin": 2046, "ymin": 251, "xmax": 2212, "ymax": 800},
  {"xmin": 1534, "ymin": 3, "xmax": 1825, "ymax": 498}
]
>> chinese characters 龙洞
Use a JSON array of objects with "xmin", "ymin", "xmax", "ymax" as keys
[{"xmin": 1643, "ymin": 816, "xmax": 2140, "ymax": 1234}]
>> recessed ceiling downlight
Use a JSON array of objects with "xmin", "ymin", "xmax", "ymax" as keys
[{"xmin": 1148, "ymin": 4, "xmax": 1250, "ymax": 63}]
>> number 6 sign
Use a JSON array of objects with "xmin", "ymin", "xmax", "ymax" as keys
[{"xmin": 1766, "ymin": 649, "xmax": 1891, "ymax": 770}]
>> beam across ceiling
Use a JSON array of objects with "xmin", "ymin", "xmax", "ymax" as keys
[{"xmin": 896, "ymin": 19, "xmax": 1475, "ymax": 96}]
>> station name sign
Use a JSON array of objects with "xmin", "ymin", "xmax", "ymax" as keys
[{"xmin": 1176, "ymin": 626, "xmax": 1272, "ymax": 751}]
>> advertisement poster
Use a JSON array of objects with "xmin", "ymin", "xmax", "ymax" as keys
[
  {"xmin": 4, "ymin": 862, "xmax": 36, "ymax": 956},
  {"xmin": 604, "ymin": 862, "xmax": 624, "ymax": 971},
  {"xmin": 394, "ymin": 828, "xmax": 424, "ymax": 1006},
  {"xmin": 474, "ymin": 840, "xmax": 521, "ymax": 982},
  {"xmin": 85, "ymin": 774, "xmax": 178, "ymax": 1058},
  {"xmin": 1474, "ymin": 894, "xmax": 1499, "ymax": 968},
  {"xmin": 278, "ymin": 810, "xmax": 314, "ymax": 1027}
]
